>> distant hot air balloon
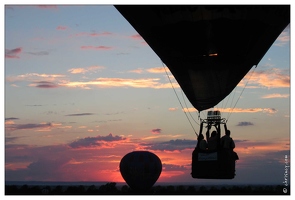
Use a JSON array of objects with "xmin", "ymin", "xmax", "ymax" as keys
[
  {"xmin": 115, "ymin": 5, "xmax": 290, "ymax": 111},
  {"xmin": 119, "ymin": 151, "xmax": 162, "ymax": 191}
]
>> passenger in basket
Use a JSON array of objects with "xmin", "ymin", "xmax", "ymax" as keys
[
  {"xmin": 220, "ymin": 130, "xmax": 235, "ymax": 150},
  {"xmin": 207, "ymin": 130, "xmax": 218, "ymax": 151},
  {"xmin": 197, "ymin": 133, "xmax": 208, "ymax": 151}
]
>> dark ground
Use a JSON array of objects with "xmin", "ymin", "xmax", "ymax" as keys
[{"xmin": 5, "ymin": 182, "xmax": 290, "ymax": 195}]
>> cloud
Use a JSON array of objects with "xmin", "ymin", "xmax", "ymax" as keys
[
  {"xmin": 5, "ymin": 137, "xmax": 20, "ymax": 143},
  {"xmin": 89, "ymin": 32, "xmax": 112, "ymax": 37},
  {"xmin": 233, "ymin": 150, "xmax": 290, "ymax": 184},
  {"xmin": 182, "ymin": 107, "xmax": 278, "ymax": 115},
  {"xmin": 26, "ymin": 157, "xmax": 69, "ymax": 179},
  {"xmin": 261, "ymin": 93, "xmax": 289, "ymax": 99},
  {"xmin": 234, "ymin": 139, "xmax": 289, "ymax": 154},
  {"xmin": 5, "ymin": 118, "xmax": 19, "ymax": 126},
  {"xmin": 146, "ymin": 67, "xmax": 169, "ymax": 74},
  {"xmin": 143, "ymin": 139, "xmax": 196, "ymax": 151},
  {"xmin": 68, "ymin": 66, "xmax": 105, "ymax": 74},
  {"xmin": 128, "ymin": 68, "xmax": 145, "ymax": 74},
  {"xmin": 274, "ymin": 27, "xmax": 290, "ymax": 47},
  {"xmin": 68, "ymin": 133, "xmax": 126, "ymax": 149},
  {"xmin": 6, "ymin": 149, "xmax": 71, "ymax": 181},
  {"xmin": 65, "ymin": 113, "xmax": 94, "ymax": 116},
  {"xmin": 237, "ymin": 122, "xmax": 254, "ymax": 126},
  {"xmin": 5, "ymin": 47, "xmax": 22, "ymax": 59},
  {"xmin": 80, "ymin": 46, "xmax": 113, "ymax": 50},
  {"xmin": 56, "ymin": 26, "xmax": 68, "ymax": 30},
  {"xmin": 263, "ymin": 108, "xmax": 277, "ymax": 114},
  {"xmin": 5, "ymin": 142, "xmax": 130, "ymax": 181},
  {"xmin": 162, "ymin": 163, "xmax": 187, "ymax": 171},
  {"xmin": 6, "ymin": 122, "xmax": 52, "ymax": 131},
  {"xmin": 6, "ymin": 72, "xmax": 178, "ymax": 90},
  {"xmin": 151, "ymin": 128, "xmax": 162, "ymax": 134},
  {"xmin": 129, "ymin": 34, "xmax": 147, "ymax": 45},
  {"xmin": 5, "ymin": 117, "xmax": 19, "ymax": 121},
  {"xmin": 5, "ymin": 144, "xmax": 72, "ymax": 180},
  {"xmin": 227, "ymin": 108, "xmax": 264, "ymax": 113},
  {"xmin": 68, "ymin": 68, "xmax": 88, "ymax": 74},
  {"xmin": 169, "ymin": 107, "xmax": 178, "ymax": 111},
  {"xmin": 5, "ymin": 121, "xmax": 15, "ymax": 126},
  {"xmin": 6, "ymin": 73, "xmax": 65, "ymax": 83},
  {"xmin": 4, "ymin": 136, "xmax": 290, "ymax": 183},
  {"xmin": 60, "ymin": 77, "xmax": 179, "ymax": 89},
  {"xmin": 27, "ymin": 51, "xmax": 49, "ymax": 56},
  {"xmin": 130, "ymin": 34, "xmax": 142, "ymax": 40},
  {"xmin": 239, "ymin": 68, "xmax": 290, "ymax": 88},
  {"xmin": 129, "ymin": 67, "xmax": 170, "ymax": 74},
  {"xmin": 183, "ymin": 108, "xmax": 197, "ymax": 113},
  {"xmin": 29, "ymin": 81, "xmax": 59, "ymax": 88},
  {"xmin": 72, "ymin": 31, "xmax": 112, "ymax": 37}
]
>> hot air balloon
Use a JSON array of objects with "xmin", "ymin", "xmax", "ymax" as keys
[
  {"xmin": 115, "ymin": 5, "xmax": 290, "ymax": 179},
  {"xmin": 119, "ymin": 151, "xmax": 162, "ymax": 191},
  {"xmin": 115, "ymin": 5, "xmax": 289, "ymax": 111}
]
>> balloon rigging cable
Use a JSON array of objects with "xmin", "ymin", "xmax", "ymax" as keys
[
  {"xmin": 226, "ymin": 65, "xmax": 257, "ymax": 122},
  {"xmin": 162, "ymin": 62, "xmax": 199, "ymax": 136}
]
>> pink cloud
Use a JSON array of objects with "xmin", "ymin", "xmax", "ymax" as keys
[
  {"xmin": 80, "ymin": 46, "xmax": 113, "ymax": 50},
  {"xmin": 128, "ymin": 68, "xmax": 145, "ymax": 74},
  {"xmin": 146, "ymin": 67, "xmax": 169, "ymax": 73},
  {"xmin": 6, "ymin": 73, "xmax": 65, "ymax": 83},
  {"xmin": 68, "ymin": 66, "xmax": 105, "ymax": 74},
  {"xmin": 274, "ymin": 28, "xmax": 290, "ymax": 47},
  {"xmin": 239, "ymin": 68, "xmax": 290, "ymax": 88},
  {"xmin": 72, "ymin": 32, "xmax": 112, "ymax": 37},
  {"xmin": 56, "ymin": 26, "xmax": 67, "ymax": 30},
  {"xmin": 89, "ymin": 32, "xmax": 112, "ymax": 37},
  {"xmin": 60, "ymin": 77, "xmax": 176, "ymax": 89},
  {"xmin": 130, "ymin": 34, "xmax": 142, "ymax": 40},
  {"xmin": 5, "ymin": 47, "xmax": 22, "ymax": 59},
  {"xmin": 129, "ymin": 34, "xmax": 147, "ymax": 45},
  {"xmin": 261, "ymin": 93, "xmax": 289, "ymax": 99}
]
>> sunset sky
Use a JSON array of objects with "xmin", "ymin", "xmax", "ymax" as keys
[{"xmin": 4, "ymin": 3, "xmax": 291, "ymax": 186}]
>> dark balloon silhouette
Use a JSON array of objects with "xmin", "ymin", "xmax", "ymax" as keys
[
  {"xmin": 120, "ymin": 151, "xmax": 162, "ymax": 191},
  {"xmin": 115, "ymin": 5, "xmax": 290, "ymax": 111}
]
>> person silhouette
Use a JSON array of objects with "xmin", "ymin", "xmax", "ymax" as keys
[
  {"xmin": 220, "ymin": 130, "xmax": 235, "ymax": 150},
  {"xmin": 207, "ymin": 130, "xmax": 218, "ymax": 151},
  {"xmin": 197, "ymin": 133, "xmax": 208, "ymax": 151}
]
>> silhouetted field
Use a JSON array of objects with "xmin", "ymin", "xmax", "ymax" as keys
[{"xmin": 5, "ymin": 182, "xmax": 290, "ymax": 195}]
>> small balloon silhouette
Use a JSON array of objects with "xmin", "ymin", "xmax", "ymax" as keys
[{"xmin": 120, "ymin": 151, "xmax": 162, "ymax": 191}]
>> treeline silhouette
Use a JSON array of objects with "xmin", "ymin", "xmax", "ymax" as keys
[{"xmin": 5, "ymin": 182, "xmax": 290, "ymax": 195}]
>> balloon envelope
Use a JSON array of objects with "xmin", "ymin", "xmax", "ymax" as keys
[
  {"xmin": 115, "ymin": 5, "xmax": 290, "ymax": 111},
  {"xmin": 120, "ymin": 151, "xmax": 162, "ymax": 191}
]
